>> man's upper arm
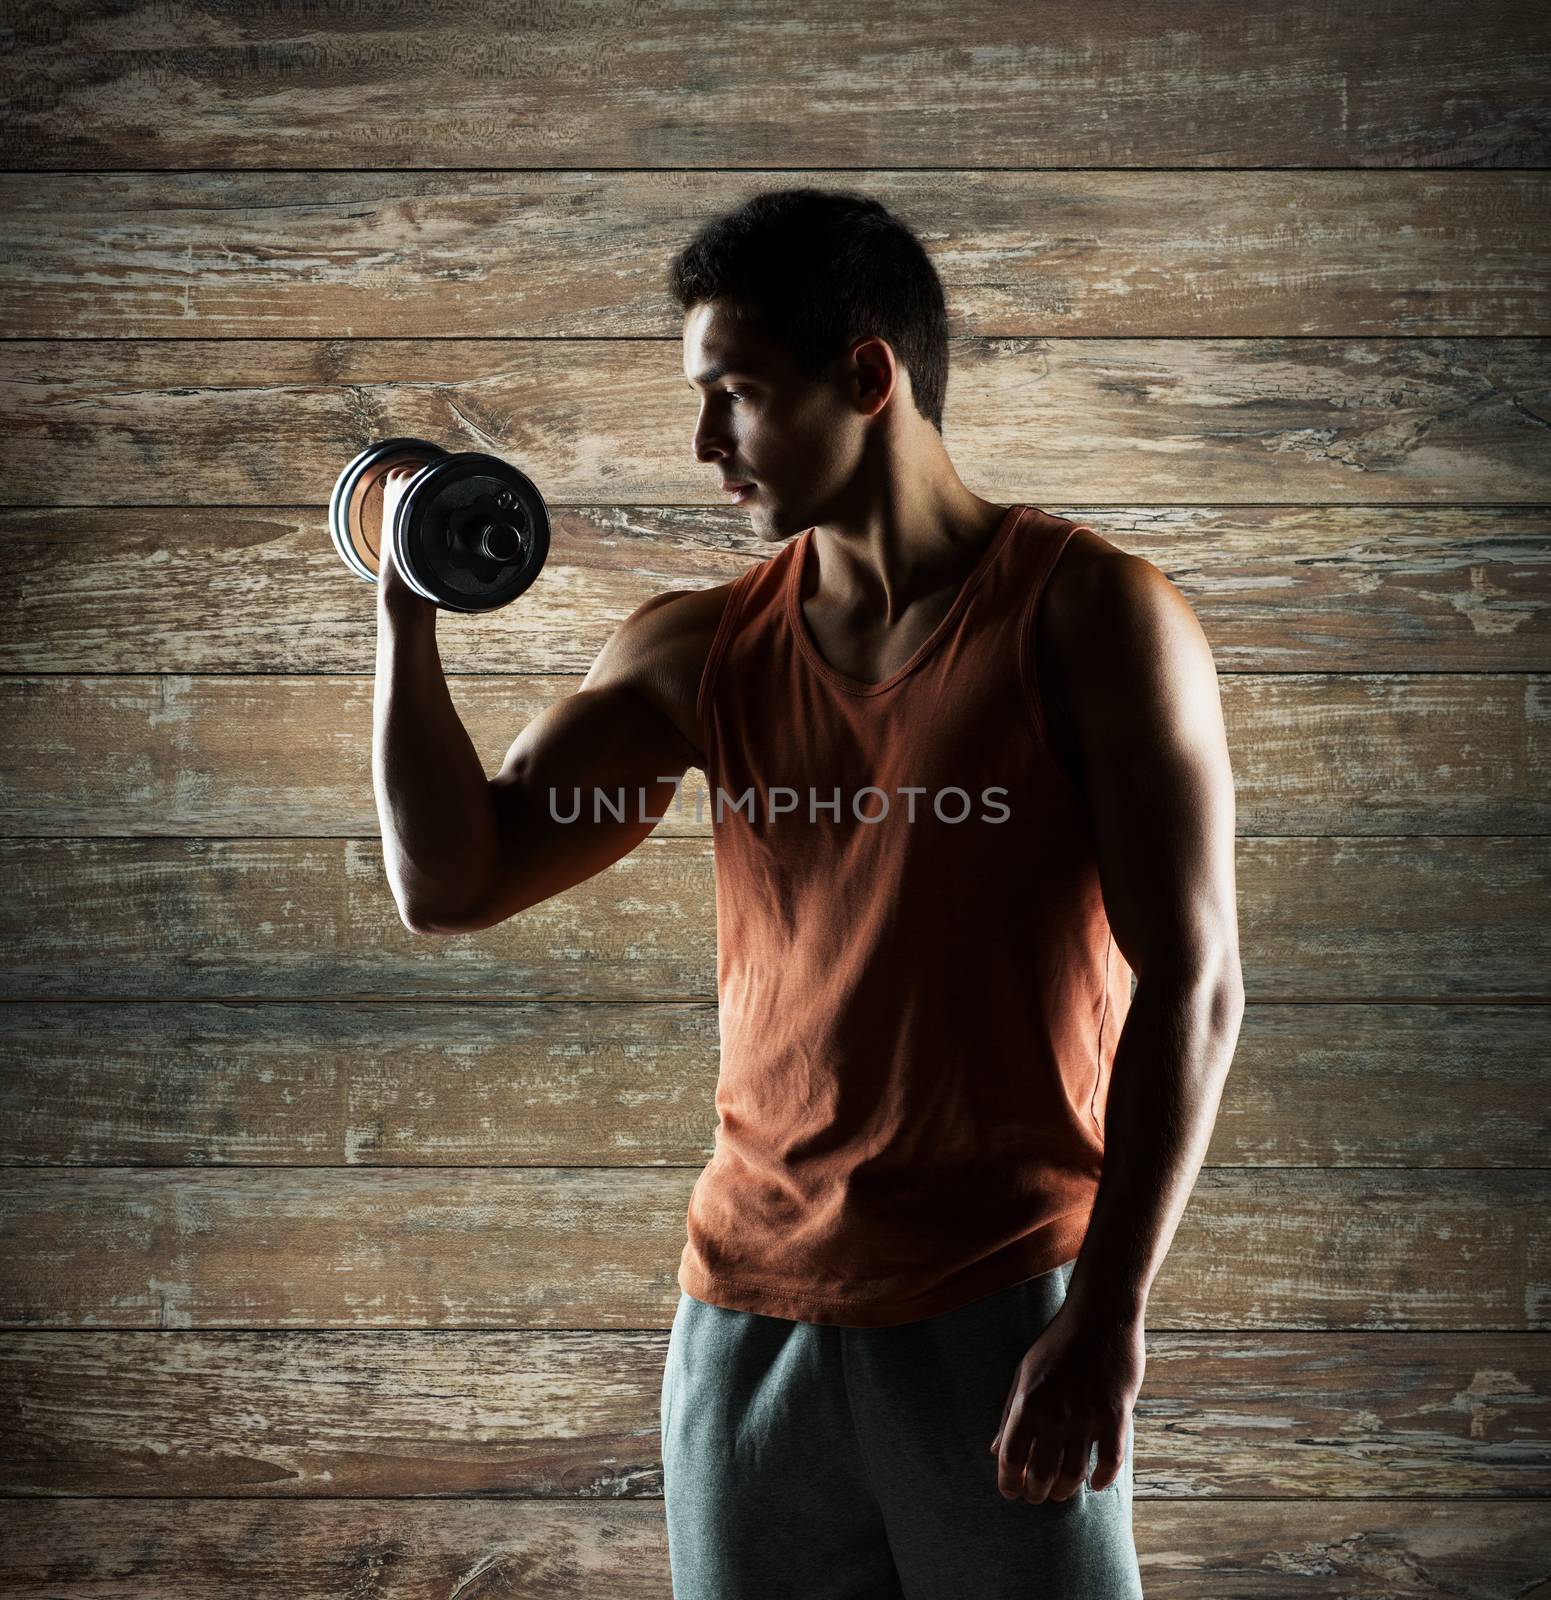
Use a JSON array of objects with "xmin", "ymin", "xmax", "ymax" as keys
[
  {"xmin": 440, "ymin": 588, "xmax": 715, "ymax": 931},
  {"xmin": 1055, "ymin": 554, "xmax": 1242, "ymax": 991}
]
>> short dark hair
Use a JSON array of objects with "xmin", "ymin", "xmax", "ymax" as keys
[{"xmin": 666, "ymin": 187, "xmax": 950, "ymax": 434}]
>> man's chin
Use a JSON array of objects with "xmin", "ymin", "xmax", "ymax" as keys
[{"xmin": 748, "ymin": 498, "xmax": 801, "ymax": 539}]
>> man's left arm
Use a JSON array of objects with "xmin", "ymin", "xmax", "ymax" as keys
[{"xmin": 992, "ymin": 552, "xmax": 1245, "ymax": 1505}]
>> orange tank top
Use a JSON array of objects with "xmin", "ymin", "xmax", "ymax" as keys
[{"xmin": 677, "ymin": 503, "xmax": 1132, "ymax": 1326}]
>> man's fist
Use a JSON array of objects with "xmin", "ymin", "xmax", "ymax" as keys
[{"xmin": 376, "ymin": 465, "xmax": 436, "ymax": 619}]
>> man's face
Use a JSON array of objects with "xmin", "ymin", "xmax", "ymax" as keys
[{"xmin": 682, "ymin": 299, "xmax": 864, "ymax": 542}]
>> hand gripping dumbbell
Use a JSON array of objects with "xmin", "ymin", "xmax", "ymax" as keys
[{"xmin": 329, "ymin": 437, "xmax": 550, "ymax": 612}]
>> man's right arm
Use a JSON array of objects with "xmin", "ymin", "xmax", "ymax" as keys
[{"xmin": 372, "ymin": 533, "xmax": 721, "ymax": 935}]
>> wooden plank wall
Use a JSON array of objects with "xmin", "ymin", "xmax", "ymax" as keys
[{"xmin": 2, "ymin": 3, "xmax": 1550, "ymax": 1594}]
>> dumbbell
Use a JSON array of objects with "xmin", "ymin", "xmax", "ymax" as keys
[{"xmin": 329, "ymin": 436, "xmax": 550, "ymax": 612}]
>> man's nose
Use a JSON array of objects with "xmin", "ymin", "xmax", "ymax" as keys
[{"xmin": 692, "ymin": 422, "xmax": 728, "ymax": 462}]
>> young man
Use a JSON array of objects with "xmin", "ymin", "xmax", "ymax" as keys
[{"xmin": 373, "ymin": 188, "xmax": 1243, "ymax": 1598}]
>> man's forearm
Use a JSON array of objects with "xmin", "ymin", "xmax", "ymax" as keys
[
  {"xmin": 372, "ymin": 599, "xmax": 499, "ymax": 929},
  {"xmin": 1064, "ymin": 964, "xmax": 1243, "ymax": 1321}
]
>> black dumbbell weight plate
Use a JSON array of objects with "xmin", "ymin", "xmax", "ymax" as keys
[
  {"xmin": 329, "ymin": 437, "xmax": 446, "ymax": 582},
  {"xmin": 390, "ymin": 453, "xmax": 550, "ymax": 613}
]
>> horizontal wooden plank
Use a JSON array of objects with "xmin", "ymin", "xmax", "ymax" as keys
[
  {"xmin": 0, "ymin": 1328, "xmax": 1544, "ymax": 1498},
  {"xmin": 6, "ymin": 0, "xmax": 1547, "ymax": 168},
  {"xmin": 6, "ymin": 171, "xmax": 1548, "ymax": 340},
  {"xmin": 1, "ymin": 1002, "xmax": 1544, "ymax": 1170},
  {"xmin": 0, "ymin": 1168, "xmax": 1544, "ymax": 1331},
  {"xmin": 5, "ymin": 505, "xmax": 1547, "ymax": 677},
  {"xmin": 0, "ymin": 837, "xmax": 1545, "ymax": 1001},
  {"xmin": 6, "ymin": 338, "xmax": 1550, "ymax": 505},
  {"xmin": 0, "ymin": 1499, "xmax": 1545, "ymax": 1600},
  {"xmin": 3, "ymin": 672, "xmax": 1547, "ymax": 837}
]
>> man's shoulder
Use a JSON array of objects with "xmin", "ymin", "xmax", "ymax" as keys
[
  {"xmin": 607, "ymin": 580, "xmax": 740, "ymax": 684},
  {"xmin": 1043, "ymin": 527, "xmax": 1195, "ymax": 664},
  {"xmin": 584, "ymin": 579, "xmax": 743, "ymax": 771},
  {"xmin": 1040, "ymin": 525, "xmax": 1219, "ymax": 766}
]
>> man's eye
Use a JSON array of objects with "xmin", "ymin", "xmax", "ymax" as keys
[{"xmin": 724, "ymin": 391, "xmax": 743, "ymax": 401}]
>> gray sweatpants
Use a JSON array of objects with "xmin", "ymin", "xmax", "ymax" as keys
[{"xmin": 660, "ymin": 1259, "xmax": 1143, "ymax": 1598}]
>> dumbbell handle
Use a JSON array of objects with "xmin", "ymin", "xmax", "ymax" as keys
[{"xmin": 473, "ymin": 521, "xmax": 525, "ymax": 562}]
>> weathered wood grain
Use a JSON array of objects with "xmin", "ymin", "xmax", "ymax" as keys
[
  {"xmin": 6, "ymin": 339, "xmax": 1549, "ymax": 505},
  {"xmin": 6, "ymin": 171, "xmax": 1548, "ymax": 340},
  {"xmin": 0, "ymin": 836, "xmax": 1545, "ymax": 1001},
  {"xmin": 5, "ymin": 506, "xmax": 1547, "ymax": 676},
  {"xmin": 0, "ymin": 1328, "xmax": 1545, "ymax": 1497},
  {"xmin": 0, "ymin": 1497, "xmax": 1545, "ymax": 1598},
  {"xmin": 5, "ymin": 0, "xmax": 1547, "ymax": 168},
  {"xmin": 1, "ymin": 1002, "xmax": 1544, "ymax": 1170},
  {"xmin": 0, "ymin": 1002, "xmax": 726, "ymax": 1169},
  {"xmin": 0, "ymin": 1168, "xmax": 1544, "ymax": 1331},
  {"xmin": 3, "ymin": 672, "xmax": 1547, "ymax": 837}
]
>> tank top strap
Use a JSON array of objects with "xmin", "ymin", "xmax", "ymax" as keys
[
  {"xmin": 1004, "ymin": 510, "xmax": 1091, "ymax": 746},
  {"xmin": 695, "ymin": 548, "xmax": 783, "ymax": 737},
  {"xmin": 1007, "ymin": 506, "xmax": 1091, "ymax": 592}
]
